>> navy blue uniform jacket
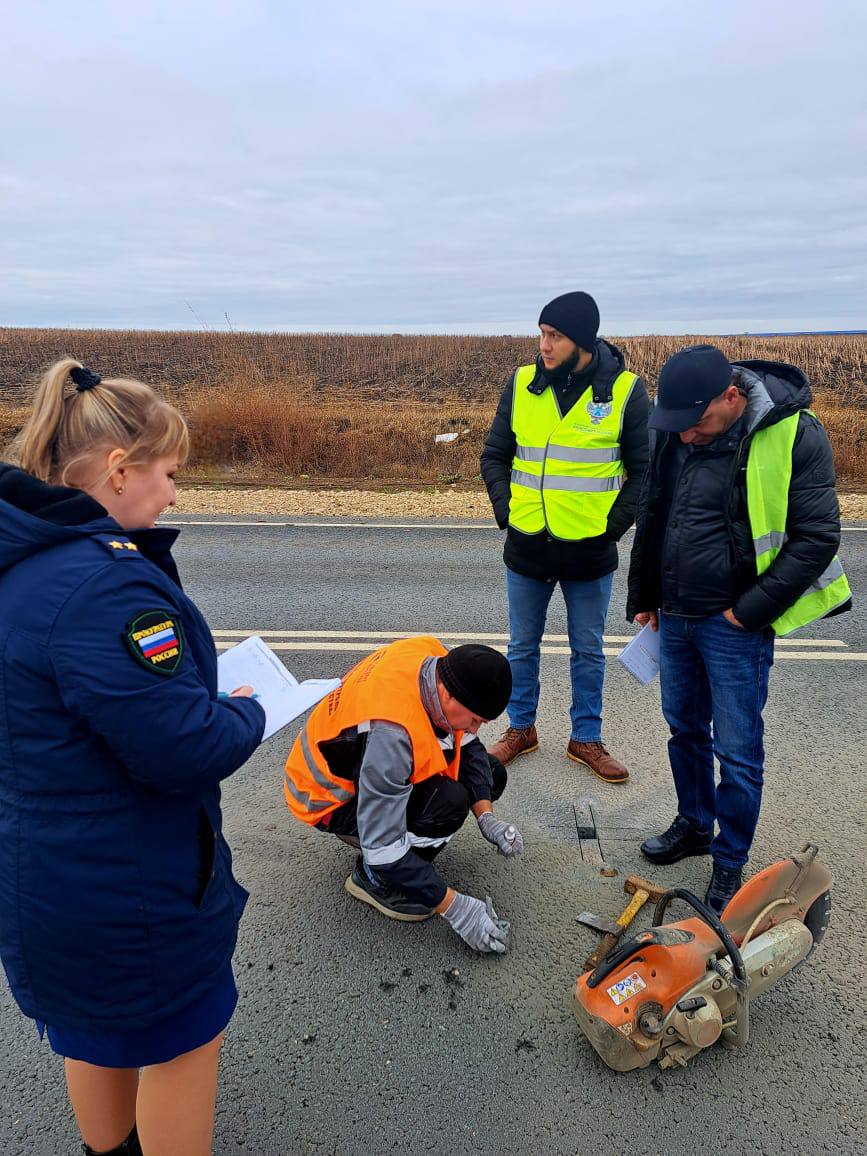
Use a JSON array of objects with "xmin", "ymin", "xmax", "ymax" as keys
[{"xmin": 0, "ymin": 466, "xmax": 265, "ymax": 1031}]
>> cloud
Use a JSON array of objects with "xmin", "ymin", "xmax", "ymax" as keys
[{"xmin": 1, "ymin": 0, "xmax": 865, "ymax": 332}]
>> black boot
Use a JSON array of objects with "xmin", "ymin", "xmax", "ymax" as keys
[
  {"xmin": 640, "ymin": 815, "xmax": 713, "ymax": 865},
  {"xmin": 704, "ymin": 863, "xmax": 743, "ymax": 915},
  {"xmin": 83, "ymin": 1123, "xmax": 142, "ymax": 1156}
]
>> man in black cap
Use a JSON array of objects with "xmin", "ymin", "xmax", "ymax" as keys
[
  {"xmin": 283, "ymin": 637, "xmax": 521, "ymax": 953},
  {"xmin": 628, "ymin": 344, "xmax": 850, "ymax": 912},
  {"xmin": 481, "ymin": 292, "xmax": 650, "ymax": 782}
]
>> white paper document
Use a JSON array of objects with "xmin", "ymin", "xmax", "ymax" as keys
[
  {"xmin": 217, "ymin": 635, "xmax": 340, "ymax": 741},
  {"xmin": 617, "ymin": 623, "xmax": 660, "ymax": 685}
]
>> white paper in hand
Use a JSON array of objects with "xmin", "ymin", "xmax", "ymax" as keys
[
  {"xmin": 217, "ymin": 635, "xmax": 340, "ymax": 741},
  {"xmin": 617, "ymin": 623, "xmax": 660, "ymax": 685}
]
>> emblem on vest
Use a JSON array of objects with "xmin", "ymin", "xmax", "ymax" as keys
[{"xmin": 586, "ymin": 399, "xmax": 613, "ymax": 425}]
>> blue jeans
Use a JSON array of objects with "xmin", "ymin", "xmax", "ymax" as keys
[
  {"xmin": 505, "ymin": 568, "xmax": 613, "ymax": 742},
  {"xmin": 659, "ymin": 612, "xmax": 775, "ymax": 869}
]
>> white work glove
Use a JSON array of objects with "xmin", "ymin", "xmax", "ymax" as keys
[
  {"xmin": 441, "ymin": 892, "xmax": 511, "ymax": 954},
  {"xmin": 478, "ymin": 812, "xmax": 524, "ymax": 857}
]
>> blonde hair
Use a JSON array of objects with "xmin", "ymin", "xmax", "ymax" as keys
[{"xmin": 10, "ymin": 358, "xmax": 189, "ymax": 485}]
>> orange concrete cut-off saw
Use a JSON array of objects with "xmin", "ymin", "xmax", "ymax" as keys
[{"xmin": 573, "ymin": 844, "xmax": 831, "ymax": 1071}]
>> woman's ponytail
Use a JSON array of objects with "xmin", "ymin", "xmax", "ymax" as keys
[
  {"xmin": 11, "ymin": 357, "xmax": 82, "ymax": 481},
  {"xmin": 9, "ymin": 359, "xmax": 189, "ymax": 485}
]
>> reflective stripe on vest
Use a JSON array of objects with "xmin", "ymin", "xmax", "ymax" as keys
[
  {"xmin": 747, "ymin": 411, "xmax": 852, "ymax": 636},
  {"xmin": 283, "ymin": 636, "xmax": 463, "ymax": 825},
  {"xmin": 508, "ymin": 363, "xmax": 637, "ymax": 540},
  {"xmin": 283, "ymin": 728, "xmax": 355, "ymax": 812}
]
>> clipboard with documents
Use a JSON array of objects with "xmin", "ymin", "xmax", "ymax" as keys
[
  {"xmin": 617, "ymin": 623, "xmax": 660, "ymax": 685},
  {"xmin": 217, "ymin": 635, "xmax": 340, "ymax": 741}
]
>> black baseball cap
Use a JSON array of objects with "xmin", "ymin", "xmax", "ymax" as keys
[{"xmin": 648, "ymin": 344, "xmax": 733, "ymax": 432}]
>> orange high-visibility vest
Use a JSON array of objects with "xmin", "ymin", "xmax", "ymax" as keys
[{"xmin": 283, "ymin": 636, "xmax": 464, "ymax": 826}]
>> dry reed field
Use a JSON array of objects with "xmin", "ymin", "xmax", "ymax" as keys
[{"xmin": 1, "ymin": 329, "xmax": 865, "ymax": 485}]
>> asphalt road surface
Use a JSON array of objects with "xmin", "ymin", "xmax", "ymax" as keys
[{"xmin": 2, "ymin": 519, "xmax": 865, "ymax": 1155}]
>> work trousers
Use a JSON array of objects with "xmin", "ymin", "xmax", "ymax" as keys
[
  {"xmin": 505, "ymin": 567, "xmax": 613, "ymax": 741},
  {"xmin": 659, "ymin": 611, "xmax": 775, "ymax": 869},
  {"xmin": 325, "ymin": 756, "xmax": 507, "ymax": 858}
]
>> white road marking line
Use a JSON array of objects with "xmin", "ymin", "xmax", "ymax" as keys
[
  {"xmin": 167, "ymin": 518, "xmax": 866, "ymax": 530},
  {"xmin": 166, "ymin": 520, "xmax": 495, "ymax": 529},
  {"xmin": 768, "ymin": 652, "xmax": 867, "ymax": 660},
  {"xmin": 210, "ymin": 629, "xmax": 847, "ymax": 648},
  {"xmin": 213, "ymin": 640, "xmax": 866, "ymax": 660}
]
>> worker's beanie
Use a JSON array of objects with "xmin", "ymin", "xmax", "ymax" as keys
[
  {"xmin": 438, "ymin": 644, "xmax": 512, "ymax": 720},
  {"xmin": 538, "ymin": 291, "xmax": 600, "ymax": 351}
]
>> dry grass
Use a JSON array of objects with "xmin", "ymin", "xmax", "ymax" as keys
[
  {"xmin": 184, "ymin": 379, "xmax": 485, "ymax": 483},
  {"xmin": 1, "ymin": 329, "xmax": 865, "ymax": 484}
]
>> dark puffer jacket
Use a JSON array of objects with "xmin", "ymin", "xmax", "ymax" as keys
[
  {"xmin": 480, "ymin": 339, "xmax": 650, "ymax": 581},
  {"xmin": 0, "ymin": 465, "xmax": 265, "ymax": 1031},
  {"xmin": 626, "ymin": 360, "xmax": 849, "ymax": 631}
]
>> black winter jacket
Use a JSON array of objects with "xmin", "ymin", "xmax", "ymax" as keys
[
  {"xmin": 626, "ymin": 360, "xmax": 849, "ymax": 631},
  {"xmin": 480, "ymin": 340, "xmax": 650, "ymax": 581}
]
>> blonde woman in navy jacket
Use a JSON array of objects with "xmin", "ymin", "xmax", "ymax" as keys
[{"xmin": 0, "ymin": 360, "xmax": 265, "ymax": 1156}]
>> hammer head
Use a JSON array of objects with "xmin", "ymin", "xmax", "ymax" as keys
[
  {"xmin": 576, "ymin": 911, "xmax": 621, "ymax": 936},
  {"xmin": 625, "ymin": 874, "xmax": 666, "ymax": 902}
]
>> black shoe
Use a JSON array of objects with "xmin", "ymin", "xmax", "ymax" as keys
[
  {"xmin": 704, "ymin": 863, "xmax": 743, "ymax": 915},
  {"xmin": 84, "ymin": 1124, "xmax": 142, "ymax": 1155},
  {"xmin": 640, "ymin": 815, "xmax": 713, "ymax": 865},
  {"xmin": 344, "ymin": 857, "xmax": 433, "ymax": 922}
]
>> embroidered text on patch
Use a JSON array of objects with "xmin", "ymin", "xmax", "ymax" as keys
[{"xmin": 124, "ymin": 610, "xmax": 185, "ymax": 675}]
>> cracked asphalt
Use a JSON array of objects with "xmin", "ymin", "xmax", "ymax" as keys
[{"xmin": 1, "ymin": 519, "xmax": 864, "ymax": 1155}]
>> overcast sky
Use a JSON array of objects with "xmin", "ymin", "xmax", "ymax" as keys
[{"xmin": 2, "ymin": 0, "xmax": 865, "ymax": 334}]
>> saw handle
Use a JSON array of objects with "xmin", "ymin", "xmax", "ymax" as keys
[
  {"xmin": 586, "ymin": 929, "xmax": 662, "ymax": 988},
  {"xmin": 652, "ymin": 887, "xmax": 747, "ymax": 987}
]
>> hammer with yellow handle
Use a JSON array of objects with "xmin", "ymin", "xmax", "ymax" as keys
[{"xmin": 583, "ymin": 874, "xmax": 667, "ymax": 971}]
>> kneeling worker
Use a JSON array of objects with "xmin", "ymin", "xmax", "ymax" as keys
[{"xmin": 284, "ymin": 637, "xmax": 522, "ymax": 954}]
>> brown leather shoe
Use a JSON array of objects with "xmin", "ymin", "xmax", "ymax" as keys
[
  {"xmin": 567, "ymin": 740, "xmax": 629, "ymax": 783},
  {"xmin": 488, "ymin": 725, "xmax": 539, "ymax": 766}
]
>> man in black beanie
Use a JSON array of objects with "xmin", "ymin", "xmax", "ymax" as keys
[
  {"xmin": 283, "ymin": 637, "xmax": 522, "ymax": 953},
  {"xmin": 481, "ymin": 292, "xmax": 650, "ymax": 781}
]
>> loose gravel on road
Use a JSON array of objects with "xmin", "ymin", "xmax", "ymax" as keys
[
  {"xmin": 176, "ymin": 486, "xmax": 867, "ymax": 519},
  {"xmin": 175, "ymin": 487, "xmax": 495, "ymax": 518}
]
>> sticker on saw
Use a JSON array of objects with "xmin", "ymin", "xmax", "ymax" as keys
[{"xmin": 606, "ymin": 972, "xmax": 647, "ymax": 1005}]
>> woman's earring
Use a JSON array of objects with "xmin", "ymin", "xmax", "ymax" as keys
[{"xmin": 115, "ymin": 486, "xmax": 125, "ymax": 495}]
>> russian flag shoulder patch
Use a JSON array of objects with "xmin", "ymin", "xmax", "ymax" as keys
[{"xmin": 124, "ymin": 609, "xmax": 185, "ymax": 675}]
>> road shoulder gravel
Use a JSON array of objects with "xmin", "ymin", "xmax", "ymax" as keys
[{"xmin": 175, "ymin": 487, "xmax": 867, "ymax": 520}]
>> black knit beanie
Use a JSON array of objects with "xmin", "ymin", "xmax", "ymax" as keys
[
  {"xmin": 538, "ymin": 291, "xmax": 600, "ymax": 351},
  {"xmin": 438, "ymin": 644, "xmax": 512, "ymax": 720}
]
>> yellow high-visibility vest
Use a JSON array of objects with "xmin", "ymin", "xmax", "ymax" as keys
[
  {"xmin": 747, "ymin": 411, "xmax": 851, "ymax": 636},
  {"xmin": 508, "ymin": 363, "xmax": 637, "ymax": 539}
]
